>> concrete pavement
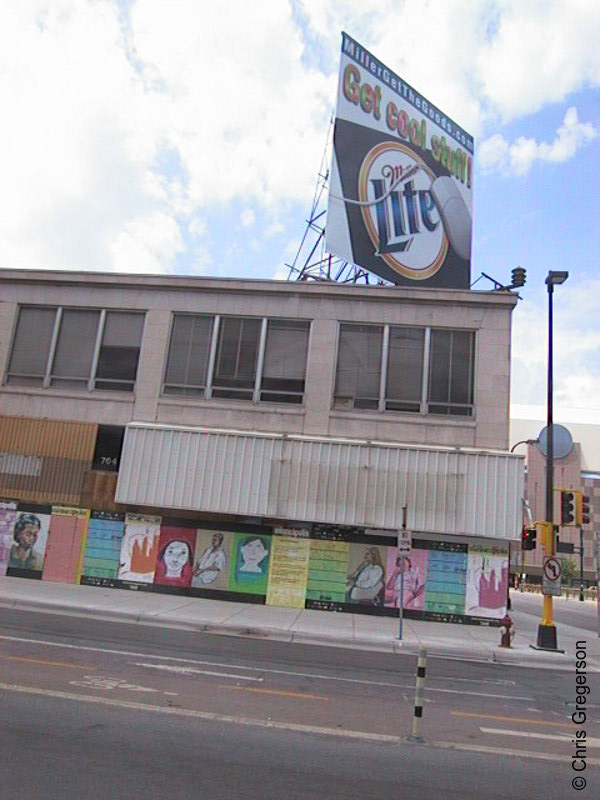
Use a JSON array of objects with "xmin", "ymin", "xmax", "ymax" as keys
[{"xmin": 1, "ymin": 576, "xmax": 598, "ymax": 670}]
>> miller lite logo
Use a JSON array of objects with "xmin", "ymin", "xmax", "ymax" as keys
[{"xmin": 359, "ymin": 141, "xmax": 468, "ymax": 281}]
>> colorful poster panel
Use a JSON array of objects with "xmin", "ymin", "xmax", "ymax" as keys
[
  {"xmin": 80, "ymin": 512, "xmax": 124, "ymax": 584},
  {"xmin": 384, "ymin": 547, "xmax": 428, "ymax": 610},
  {"xmin": 154, "ymin": 526, "xmax": 196, "ymax": 588},
  {"xmin": 42, "ymin": 506, "xmax": 89, "ymax": 584},
  {"xmin": 465, "ymin": 546, "xmax": 509, "ymax": 618},
  {"xmin": 227, "ymin": 533, "xmax": 271, "ymax": 595},
  {"xmin": 6, "ymin": 509, "xmax": 51, "ymax": 578},
  {"xmin": 423, "ymin": 548, "xmax": 467, "ymax": 616},
  {"xmin": 118, "ymin": 513, "xmax": 161, "ymax": 583},
  {"xmin": 0, "ymin": 501, "xmax": 18, "ymax": 576},
  {"xmin": 266, "ymin": 535, "xmax": 311, "ymax": 608},
  {"xmin": 191, "ymin": 529, "xmax": 231, "ymax": 591},
  {"xmin": 306, "ymin": 539, "xmax": 349, "ymax": 605},
  {"xmin": 345, "ymin": 542, "xmax": 387, "ymax": 607}
]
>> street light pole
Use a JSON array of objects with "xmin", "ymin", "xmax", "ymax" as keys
[{"xmin": 537, "ymin": 270, "xmax": 568, "ymax": 650}]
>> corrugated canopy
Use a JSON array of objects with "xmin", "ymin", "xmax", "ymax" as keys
[{"xmin": 116, "ymin": 424, "xmax": 523, "ymax": 541}]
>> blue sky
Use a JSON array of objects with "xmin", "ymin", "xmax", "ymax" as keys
[{"xmin": 0, "ymin": 0, "xmax": 598, "ymax": 421}]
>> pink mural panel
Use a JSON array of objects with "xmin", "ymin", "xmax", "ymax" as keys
[
  {"xmin": 384, "ymin": 547, "xmax": 428, "ymax": 610},
  {"xmin": 42, "ymin": 509, "xmax": 89, "ymax": 583}
]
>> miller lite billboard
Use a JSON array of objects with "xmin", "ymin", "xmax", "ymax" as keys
[{"xmin": 325, "ymin": 33, "xmax": 474, "ymax": 288}]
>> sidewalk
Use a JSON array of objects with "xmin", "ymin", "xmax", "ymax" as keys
[{"xmin": 1, "ymin": 576, "xmax": 598, "ymax": 670}]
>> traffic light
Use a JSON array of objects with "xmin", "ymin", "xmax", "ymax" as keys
[
  {"xmin": 560, "ymin": 490, "xmax": 576, "ymax": 525},
  {"xmin": 577, "ymin": 494, "xmax": 591, "ymax": 526},
  {"xmin": 522, "ymin": 526, "xmax": 537, "ymax": 551},
  {"xmin": 511, "ymin": 267, "xmax": 526, "ymax": 288}
]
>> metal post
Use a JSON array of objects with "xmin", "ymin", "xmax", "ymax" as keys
[
  {"xmin": 536, "ymin": 271, "xmax": 568, "ymax": 650},
  {"xmin": 398, "ymin": 505, "xmax": 407, "ymax": 641},
  {"xmin": 398, "ymin": 557, "xmax": 405, "ymax": 640},
  {"xmin": 408, "ymin": 647, "xmax": 427, "ymax": 742},
  {"xmin": 579, "ymin": 526, "xmax": 584, "ymax": 602}
]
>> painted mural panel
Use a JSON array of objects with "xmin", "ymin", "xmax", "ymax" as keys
[
  {"xmin": 154, "ymin": 526, "xmax": 196, "ymax": 588},
  {"xmin": 42, "ymin": 506, "xmax": 89, "ymax": 584},
  {"xmin": 228, "ymin": 533, "xmax": 271, "ymax": 595},
  {"xmin": 266, "ymin": 535, "xmax": 311, "ymax": 608},
  {"xmin": 465, "ymin": 545, "xmax": 509, "ymax": 618},
  {"xmin": 423, "ymin": 545, "xmax": 467, "ymax": 617},
  {"xmin": 6, "ymin": 509, "xmax": 51, "ymax": 578},
  {"xmin": 345, "ymin": 542, "xmax": 387, "ymax": 607},
  {"xmin": 191, "ymin": 529, "xmax": 231, "ymax": 590},
  {"xmin": 118, "ymin": 513, "xmax": 161, "ymax": 583},
  {"xmin": 81, "ymin": 512, "xmax": 124, "ymax": 583},
  {"xmin": 306, "ymin": 539, "xmax": 349, "ymax": 604},
  {"xmin": 0, "ymin": 500, "xmax": 18, "ymax": 576},
  {"xmin": 384, "ymin": 547, "xmax": 428, "ymax": 610}
]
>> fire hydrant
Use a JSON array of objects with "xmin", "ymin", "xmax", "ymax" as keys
[{"xmin": 499, "ymin": 613, "xmax": 515, "ymax": 648}]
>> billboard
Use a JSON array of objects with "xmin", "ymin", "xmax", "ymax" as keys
[{"xmin": 326, "ymin": 33, "xmax": 474, "ymax": 288}]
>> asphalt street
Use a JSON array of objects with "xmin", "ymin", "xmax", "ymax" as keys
[{"xmin": 1, "ymin": 604, "xmax": 599, "ymax": 799}]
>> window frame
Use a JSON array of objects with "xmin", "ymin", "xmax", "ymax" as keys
[
  {"xmin": 162, "ymin": 313, "xmax": 311, "ymax": 406},
  {"xmin": 5, "ymin": 305, "xmax": 145, "ymax": 394},
  {"xmin": 333, "ymin": 321, "xmax": 475, "ymax": 418}
]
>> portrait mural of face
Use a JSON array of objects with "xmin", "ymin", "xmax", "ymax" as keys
[
  {"xmin": 154, "ymin": 526, "xmax": 196, "ymax": 587},
  {"xmin": 7, "ymin": 511, "xmax": 50, "ymax": 575},
  {"xmin": 0, "ymin": 503, "xmax": 18, "ymax": 576},
  {"xmin": 228, "ymin": 533, "xmax": 271, "ymax": 595}
]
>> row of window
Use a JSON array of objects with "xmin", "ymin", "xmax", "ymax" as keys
[{"xmin": 5, "ymin": 306, "xmax": 475, "ymax": 417}]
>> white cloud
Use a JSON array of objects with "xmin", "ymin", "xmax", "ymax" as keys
[
  {"xmin": 475, "ymin": 0, "xmax": 600, "ymax": 121},
  {"xmin": 510, "ymin": 278, "xmax": 600, "ymax": 411},
  {"xmin": 479, "ymin": 107, "xmax": 597, "ymax": 175},
  {"xmin": 108, "ymin": 211, "xmax": 183, "ymax": 274},
  {"xmin": 239, "ymin": 209, "xmax": 256, "ymax": 229},
  {"xmin": 0, "ymin": 0, "xmax": 599, "ymax": 275}
]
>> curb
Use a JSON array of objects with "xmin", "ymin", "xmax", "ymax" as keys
[{"xmin": 1, "ymin": 595, "xmax": 584, "ymax": 668}]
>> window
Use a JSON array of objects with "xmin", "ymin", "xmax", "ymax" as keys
[
  {"xmin": 5, "ymin": 306, "xmax": 145, "ymax": 393},
  {"xmin": 6, "ymin": 307, "xmax": 56, "ymax": 385},
  {"xmin": 334, "ymin": 324, "xmax": 382, "ymax": 409},
  {"xmin": 163, "ymin": 314, "xmax": 213, "ymax": 396},
  {"xmin": 385, "ymin": 326, "xmax": 424, "ymax": 412},
  {"xmin": 428, "ymin": 329, "xmax": 475, "ymax": 416},
  {"xmin": 334, "ymin": 323, "xmax": 475, "ymax": 417},
  {"xmin": 260, "ymin": 320, "xmax": 309, "ymax": 404},
  {"xmin": 213, "ymin": 317, "xmax": 261, "ymax": 399},
  {"xmin": 162, "ymin": 314, "xmax": 310, "ymax": 405},
  {"xmin": 51, "ymin": 310, "xmax": 100, "ymax": 388},
  {"xmin": 95, "ymin": 312, "xmax": 145, "ymax": 392}
]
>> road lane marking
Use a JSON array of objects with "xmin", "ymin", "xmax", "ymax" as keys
[
  {"xmin": 0, "ymin": 655, "xmax": 96, "ymax": 670},
  {"xmin": 226, "ymin": 685, "xmax": 328, "ymax": 700},
  {"xmin": 0, "ymin": 682, "xmax": 396, "ymax": 742},
  {"xmin": 451, "ymin": 711, "xmax": 578, "ymax": 728},
  {"xmin": 432, "ymin": 740, "xmax": 600, "ymax": 766},
  {"xmin": 480, "ymin": 727, "xmax": 600, "ymax": 747},
  {"xmin": 69, "ymin": 675, "xmax": 160, "ymax": 692},
  {"xmin": 0, "ymin": 635, "xmax": 533, "ymax": 700},
  {"xmin": 2, "ymin": 681, "xmax": 599, "ymax": 765},
  {"xmin": 134, "ymin": 662, "xmax": 263, "ymax": 681}
]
